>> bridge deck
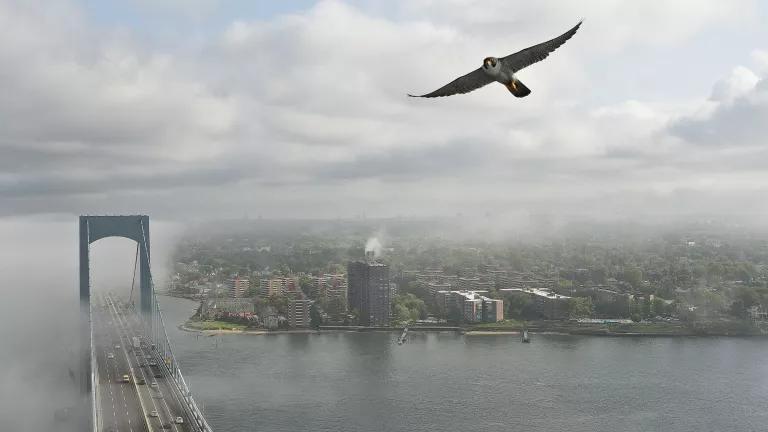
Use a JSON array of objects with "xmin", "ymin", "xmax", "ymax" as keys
[
  {"xmin": 94, "ymin": 296, "xmax": 148, "ymax": 432},
  {"xmin": 95, "ymin": 294, "xmax": 197, "ymax": 432}
]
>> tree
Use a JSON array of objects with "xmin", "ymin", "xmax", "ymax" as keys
[
  {"xmin": 266, "ymin": 294, "xmax": 289, "ymax": 315},
  {"xmin": 299, "ymin": 275, "xmax": 314, "ymax": 299},
  {"xmin": 391, "ymin": 293, "xmax": 427, "ymax": 324},
  {"xmin": 640, "ymin": 297, "xmax": 652, "ymax": 318},
  {"xmin": 622, "ymin": 267, "xmax": 643, "ymax": 289},
  {"xmin": 567, "ymin": 297, "xmax": 594, "ymax": 319},
  {"xmin": 309, "ymin": 303, "xmax": 322, "ymax": 329},
  {"xmin": 505, "ymin": 292, "xmax": 534, "ymax": 320},
  {"xmin": 394, "ymin": 304, "xmax": 411, "ymax": 324}
]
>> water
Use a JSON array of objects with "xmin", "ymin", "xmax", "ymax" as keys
[{"xmin": 161, "ymin": 296, "xmax": 768, "ymax": 432}]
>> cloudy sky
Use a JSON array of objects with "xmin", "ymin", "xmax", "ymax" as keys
[{"xmin": 2, "ymin": 0, "xmax": 768, "ymax": 223}]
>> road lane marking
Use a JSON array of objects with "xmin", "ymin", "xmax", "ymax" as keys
[
  {"xmin": 107, "ymin": 294, "xmax": 159, "ymax": 432},
  {"xmin": 110, "ymin": 296, "xmax": 181, "ymax": 432}
]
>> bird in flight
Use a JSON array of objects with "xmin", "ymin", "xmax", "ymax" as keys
[{"xmin": 408, "ymin": 20, "xmax": 582, "ymax": 99}]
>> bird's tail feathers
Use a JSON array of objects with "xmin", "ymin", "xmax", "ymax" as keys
[{"xmin": 507, "ymin": 79, "xmax": 531, "ymax": 98}]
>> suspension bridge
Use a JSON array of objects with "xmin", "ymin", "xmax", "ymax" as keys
[{"xmin": 79, "ymin": 215, "xmax": 212, "ymax": 432}]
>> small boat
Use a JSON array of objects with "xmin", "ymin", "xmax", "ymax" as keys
[{"xmin": 521, "ymin": 329, "xmax": 530, "ymax": 343}]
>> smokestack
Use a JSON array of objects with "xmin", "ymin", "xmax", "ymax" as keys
[{"xmin": 364, "ymin": 237, "xmax": 383, "ymax": 259}]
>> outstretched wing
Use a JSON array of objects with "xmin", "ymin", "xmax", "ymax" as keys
[
  {"xmin": 500, "ymin": 20, "xmax": 582, "ymax": 72},
  {"xmin": 408, "ymin": 67, "xmax": 494, "ymax": 98}
]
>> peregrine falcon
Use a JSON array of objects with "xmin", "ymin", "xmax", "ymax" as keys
[{"xmin": 409, "ymin": 20, "xmax": 582, "ymax": 99}]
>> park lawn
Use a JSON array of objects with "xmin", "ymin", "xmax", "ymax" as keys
[{"xmin": 186, "ymin": 320, "xmax": 247, "ymax": 331}]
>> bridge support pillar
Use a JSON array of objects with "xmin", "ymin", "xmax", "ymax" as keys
[{"xmin": 78, "ymin": 215, "xmax": 153, "ymax": 393}]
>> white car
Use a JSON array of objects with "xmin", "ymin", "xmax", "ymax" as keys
[
  {"xmin": 107, "ymin": 353, "xmax": 114, "ymax": 359},
  {"xmin": 149, "ymin": 410, "xmax": 159, "ymax": 418},
  {"xmin": 115, "ymin": 345, "xmax": 120, "ymax": 349},
  {"xmin": 174, "ymin": 417, "xmax": 184, "ymax": 424},
  {"xmin": 150, "ymin": 382, "xmax": 159, "ymax": 389}
]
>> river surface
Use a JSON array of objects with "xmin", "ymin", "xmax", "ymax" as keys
[{"xmin": 161, "ymin": 296, "xmax": 768, "ymax": 432}]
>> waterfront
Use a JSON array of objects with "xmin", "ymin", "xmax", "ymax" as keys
[{"xmin": 163, "ymin": 296, "xmax": 768, "ymax": 432}]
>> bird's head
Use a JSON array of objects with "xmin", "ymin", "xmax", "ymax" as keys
[{"xmin": 483, "ymin": 57, "xmax": 498, "ymax": 70}]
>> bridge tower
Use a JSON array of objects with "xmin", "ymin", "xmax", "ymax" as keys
[{"xmin": 78, "ymin": 215, "xmax": 153, "ymax": 396}]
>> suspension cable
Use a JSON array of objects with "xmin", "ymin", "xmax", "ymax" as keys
[{"xmin": 129, "ymin": 242, "xmax": 139, "ymax": 306}]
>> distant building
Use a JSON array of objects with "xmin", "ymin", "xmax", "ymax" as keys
[
  {"xmin": 482, "ymin": 298, "xmax": 504, "ymax": 322},
  {"xmin": 458, "ymin": 277, "xmax": 481, "ymax": 291},
  {"xmin": 348, "ymin": 260, "xmax": 390, "ymax": 326},
  {"xmin": 310, "ymin": 274, "xmax": 347, "ymax": 320},
  {"xmin": 228, "ymin": 277, "xmax": 250, "ymax": 298},
  {"xmin": 437, "ymin": 290, "xmax": 503, "ymax": 323},
  {"xmin": 287, "ymin": 299, "xmax": 313, "ymax": 328},
  {"xmin": 487, "ymin": 270, "xmax": 509, "ymax": 289},
  {"xmin": 312, "ymin": 274, "xmax": 347, "ymax": 299},
  {"xmin": 260, "ymin": 276, "xmax": 299, "ymax": 297},
  {"xmin": 500, "ymin": 288, "xmax": 570, "ymax": 319},
  {"xmin": 426, "ymin": 282, "xmax": 452, "ymax": 296},
  {"xmin": 748, "ymin": 305, "xmax": 768, "ymax": 321}
]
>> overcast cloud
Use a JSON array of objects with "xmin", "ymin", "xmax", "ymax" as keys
[{"xmin": 1, "ymin": 0, "xmax": 767, "ymax": 222}]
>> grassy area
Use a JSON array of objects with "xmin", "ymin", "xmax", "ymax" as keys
[
  {"xmin": 185, "ymin": 320, "xmax": 247, "ymax": 331},
  {"xmin": 606, "ymin": 322, "xmax": 688, "ymax": 334}
]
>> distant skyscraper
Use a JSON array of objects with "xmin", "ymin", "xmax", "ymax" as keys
[{"xmin": 347, "ymin": 260, "xmax": 390, "ymax": 326}]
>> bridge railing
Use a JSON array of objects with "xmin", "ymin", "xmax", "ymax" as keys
[
  {"xmin": 90, "ymin": 301, "xmax": 101, "ymax": 432},
  {"xmin": 151, "ymin": 293, "xmax": 214, "ymax": 432}
]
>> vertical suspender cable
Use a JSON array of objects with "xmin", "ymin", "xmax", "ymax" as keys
[{"xmin": 129, "ymin": 243, "xmax": 139, "ymax": 307}]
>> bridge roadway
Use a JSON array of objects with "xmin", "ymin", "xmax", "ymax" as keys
[
  {"xmin": 93, "ymin": 295, "xmax": 148, "ymax": 432},
  {"xmin": 95, "ymin": 293, "xmax": 195, "ymax": 432}
]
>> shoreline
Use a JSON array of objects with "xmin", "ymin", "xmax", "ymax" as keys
[
  {"xmin": 179, "ymin": 322, "xmax": 461, "ymax": 335},
  {"xmin": 167, "ymin": 295, "xmax": 768, "ymax": 338},
  {"xmin": 180, "ymin": 321, "xmax": 768, "ymax": 338}
]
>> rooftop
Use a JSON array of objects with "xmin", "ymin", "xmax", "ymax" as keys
[{"xmin": 500, "ymin": 288, "xmax": 571, "ymax": 300}]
